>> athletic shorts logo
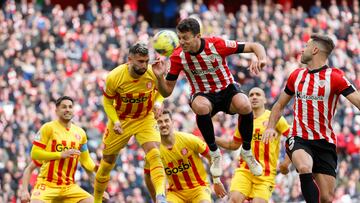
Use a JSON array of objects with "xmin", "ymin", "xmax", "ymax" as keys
[{"xmin": 288, "ymin": 137, "xmax": 295, "ymax": 151}]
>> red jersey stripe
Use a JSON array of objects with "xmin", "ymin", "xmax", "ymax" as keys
[
  {"xmin": 47, "ymin": 140, "xmax": 57, "ymax": 182},
  {"xmin": 65, "ymin": 141, "xmax": 76, "ymax": 185},
  {"xmin": 264, "ymin": 143, "xmax": 270, "ymax": 176},
  {"xmin": 178, "ymin": 159, "xmax": 194, "ymax": 189},
  {"xmin": 57, "ymin": 140, "xmax": 67, "ymax": 185},
  {"xmin": 119, "ymin": 94, "xmax": 133, "ymax": 119},
  {"xmin": 184, "ymin": 52, "xmax": 206, "ymax": 92},
  {"xmin": 188, "ymin": 155, "xmax": 206, "ymax": 186},
  {"xmin": 33, "ymin": 141, "xmax": 46, "ymax": 149},
  {"xmin": 168, "ymin": 162, "xmax": 183, "ymax": 190},
  {"xmin": 132, "ymin": 93, "xmax": 145, "ymax": 119},
  {"xmin": 103, "ymin": 91, "xmax": 117, "ymax": 99}
]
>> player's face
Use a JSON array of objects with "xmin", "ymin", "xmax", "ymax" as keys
[
  {"xmin": 157, "ymin": 113, "xmax": 173, "ymax": 137},
  {"xmin": 249, "ymin": 87, "xmax": 266, "ymax": 110},
  {"xmin": 56, "ymin": 99, "xmax": 74, "ymax": 122},
  {"xmin": 177, "ymin": 31, "xmax": 200, "ymax": 53},
  {"xmin": 129, "ymin": 54, "xmax": 149, "ymax": 76},
  {"xmin": 301, "ymin": 40, "xmax": 314, "ymax": 64}
]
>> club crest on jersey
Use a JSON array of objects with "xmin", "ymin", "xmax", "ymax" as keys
[
  {"xmin": 74, "ymin": 133, "xmax": 81, "ymax": 140},
  {"xmin": 225, "ymin": 40, "xmax": 236, "ymax": 48},
  {"xmin": 318, "ymin": 80, "xmax": 326, "ymax": 88},
  {"xmin": 147, "ymin": 81, "xmax": 153, "ymax": 89},
  {"xmin": 181, "ymin": 148, "xmax": 188, "ymax": 156}
]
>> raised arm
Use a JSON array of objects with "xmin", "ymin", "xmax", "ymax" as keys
[
  {"xmin": 242, "ymin": 42, "xmax": 267, "ymax": 74},
  {"xmin": 262, "ymin": 91, "xmax": 293, "ymax": 144},
  {"xmin": 346, "ymin": 90, "xmax": 360, "ymax": 110},
  {"xmin": 152, "ymin": 60, "xmax": 177, "ymax": 98}
]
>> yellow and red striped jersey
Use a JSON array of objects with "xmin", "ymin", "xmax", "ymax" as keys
[
  {"xmin": 103, "ymin": 64, "xmax": 160, "ymax": 120},
  {"xmin": 32, "ymin": 120, "xmax": 87, "ymax": 186},
  {"xmin": 235, "ymin": 110, "xmax": 289, "ymax": 177},
  {"xmin": 145, "ymin": 132, "xmax": 210, "ymax": 191}
]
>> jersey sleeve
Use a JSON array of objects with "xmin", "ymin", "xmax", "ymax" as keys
[
  {"xmin": 284, "ymin": 69, "xmax": 301, "ymax": 95},
  {"xmin": 103, "ymin": 72, "xmax": 117, "ymax": 99},
  {"xmin": 166, "ymin": 55, "xmax": 183, "ymax": 81},
  {"xmin": 275, "ymin": 116, "xmax": 290, "ymax": 137},
  {"xmin": 331, "ymin": 69, "xmax": 356, "ymax": 96},
  {"xmin": 187, "ymin": 134, "xmax": 209, "ymax": 156},
  {"xmin": 79, "ymin": 128, "xmax": 88, "ymax": 152},
  {"xmin": 212, "ymin": 37, "xmax": 245, "ymax": 57},
  {"xmin": 32, "ymin": 123, "xmax": 52, "ymax": 149}
]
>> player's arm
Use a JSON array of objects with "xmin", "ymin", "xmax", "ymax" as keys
[
  {"xmin": 236, "ymin": 41, "xmax": 267, "ymax": 74},
  {"xmin": 152, "ymin": 59, "xmax": 177, "ymax": 98},
  {"xmin": 20, "ymin": 161, "xmax": 39, "ymax": 202},
  {"xmin": 103, "ymin": 75, "xmax": 123, "ymax": 134},
  {"xmin": 262, "ymin": 91, "xmax": 293, "ymax": 144},
  {"xmin": 215, "ymin": 136, "xmax": 241, "ymax": 150},
  {"xmin": 31, "ymin": 145, "xmax": 80, "ymax": 161},
  {"xmin": 79, "ymin": 144, "xmax": 97, "ymax": 172},
  {"xmin": 345, "ymin": 90, "xmax": 360, "ymax": 110},
  {"xmin": 242, "ymin": 42, "xmax": 267, "ymax": 61}
]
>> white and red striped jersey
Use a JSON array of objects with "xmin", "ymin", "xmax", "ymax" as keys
[
  {"xmin": 285, "ymin": 65, "xmax": 355, "ymax": 144},
  {"xmin": 167, "ymin": 37, "xmax": 245, "ymax": 95}
]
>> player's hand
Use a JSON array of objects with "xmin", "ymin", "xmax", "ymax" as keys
[
  {"xmin": 60, "ymin": 149, "xmax": 81, "ymax": 159},
  {"xmin": 262, "ymin": 128, "xmax": 277, "ymax": 144},
  {"xmin": 102, "ymin": 191, "xmax": 110, "ymax": 202},
  {"xmin": 279, "ymin": 162, "xmax": 290, "ymax": 175},
  {"xmin": 153, "ymin": 102, "xmax": 163, "ymax": 119},
  {"xmin": 249, "ymin": 58, "xmax": 266, "ymax": 75},
  {"xmin": 20, "ymin": 189, "xmax": 31, "ymax": 203},
  {"xmin": 213, "ymin": 181, "xmax": 227, "ymax": 199},
  {"xmin": 113, "ymin": 121, "xmax": 123, "ymax": 134},
  {"xmin": 152, "ymin": 59, "xmax": 167, "ymax": 79}
]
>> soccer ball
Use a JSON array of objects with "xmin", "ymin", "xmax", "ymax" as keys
[{"xmin": 153, "ymin": 30, "xmax": 179, "ymax": 57}]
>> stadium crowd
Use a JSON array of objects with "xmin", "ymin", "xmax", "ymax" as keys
[{"xmin": 0, "ymin": 0, "xmax": 359, "ymax": 202}]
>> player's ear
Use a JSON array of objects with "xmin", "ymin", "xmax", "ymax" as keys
[{"xmin": 312, "ymin": 46, "xmax": 320, "ymax": 55}]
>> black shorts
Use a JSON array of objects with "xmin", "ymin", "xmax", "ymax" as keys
[
  {"xmin": 285, "ymin": 136, "xmax": 337, "ymax": 177},
  {"xmin": 190, "ymin": 83, "xmax": 243, "ymax": 116}
]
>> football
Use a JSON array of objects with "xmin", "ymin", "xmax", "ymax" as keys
[{"xmin": 153, "ymin": 30, "xmax": 179, "ymax": 57}]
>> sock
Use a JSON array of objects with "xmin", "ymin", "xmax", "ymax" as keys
[
  {"xmin": 299, "ymin": 173, "xmax": 320, "ymax": 203},
  {"xmin": 196, "ymin": 114, "xmax": 217, "ymax": 151},
  {"xmin": 94, "ymin": 160, "xmax": 115, "ymax": 203},
  {"xmin": 146, "ymin": 148, "xmax": 166, "ymax": 196},
  {"xmin": 238, "ymin": 112, "xmax": 253, "ymax": 150}
]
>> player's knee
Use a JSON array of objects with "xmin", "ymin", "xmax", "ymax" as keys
[
  {"xmin": 191, "ymin": 98, "xmax": 211, "ymax": 115},
  {"xmin": 297, "ymin": 165, "xmax": 312, "ymax": 174}
]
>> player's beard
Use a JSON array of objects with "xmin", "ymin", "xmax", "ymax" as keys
[
  {"xmin": 133, "ymin": 65, "xmax": 147, "ymax": 75},
  {"xmin": 300, "ymin": 53, "xmax": 312, "ymax": 64}
]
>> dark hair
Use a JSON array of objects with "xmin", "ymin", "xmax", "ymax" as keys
[
  {"xmin": 310, "ymin": 34, "xmax": 335, "ymax": 55},
  {"xmin": 176, "ymin": 18, "xmax": 200, "ymax": 35},
  {"xmin": 55, "ymin": 96, "xmax": 74, "ymax": 107},
  {"xmin": 129, "ymin": 42, "xmax": 148, "ymax": 56},
  {"xmin": 161, "ymin": 109, "xmax": 172, "ymax": 119}
]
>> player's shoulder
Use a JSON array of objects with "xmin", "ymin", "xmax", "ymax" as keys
[
  {"xmin": 170, "ymin": 46, "xmax": 183, "ymax": 60},
  {"xmin": 175, "ymin": 131, "xmax": 201, "ymax": 142},
  {"xmin": 329, "ymin": 67, "xmax": 345, "ymax": 76},
  {"xmin": 107, "ymin": 64, "xmax": 128, "ymax": 77},
  {"xmin": 42, "ymin": 121, "xmax": 56, "ymax": 129},
  {"xmin": 71, "ymin": 123, "xmax": 86, "ymax": 135}
]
